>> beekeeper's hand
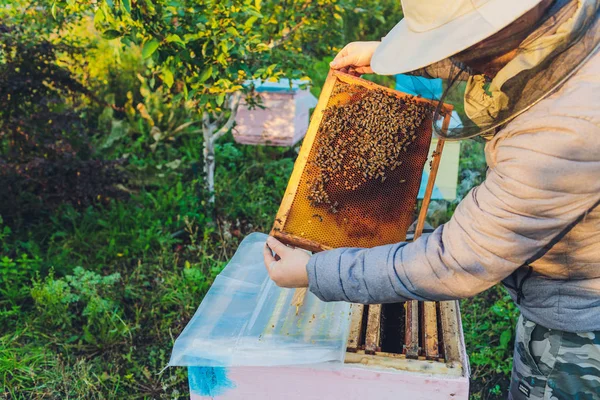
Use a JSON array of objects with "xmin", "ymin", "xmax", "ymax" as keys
[
  {"xmin": 263, "ymin": 236, "xmax": 310, "ymax": 288},
  {"xmin": 330, "ymin": 41, "xmax": 380, "ymax": 76}
]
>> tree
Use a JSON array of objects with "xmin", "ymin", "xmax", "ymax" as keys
[
  {"xmin": 342, "ymin": 0, "xmax": 403, "ymax": 43},
  {"xmin": 49, "ymin": 0, "xmax": 347, "ymax": 202},
  {"xmin": 0, "ymin": 22, "xmax": 127, "ymax": 222}
]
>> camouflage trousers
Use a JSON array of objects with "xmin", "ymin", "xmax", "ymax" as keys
[{"xmin": 509, "ymin": 315, "xmax": 600, "ymax": 400}]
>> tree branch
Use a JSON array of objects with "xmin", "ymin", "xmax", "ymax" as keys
[
  {"xmin": 211, "ymin": 92, "xmax": 242, "ymax": 143},
  {"xmin": 268, "ymin": 20, "xmax": 306, "ymax": 49},
  {"xmin": 202, "ymin": 110, "xmax": 211, "ymax": 131}
]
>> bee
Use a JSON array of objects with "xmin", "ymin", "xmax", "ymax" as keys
[{"xmin": 308, "ymin": 83, "xmax": 431, "ymax": 213}]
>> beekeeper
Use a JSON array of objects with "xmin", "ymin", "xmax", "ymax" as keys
[{"xmin": 263, "ymin": 0, "xmax": 600, "ymax": 398}]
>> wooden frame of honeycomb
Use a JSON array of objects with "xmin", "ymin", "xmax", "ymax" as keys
[{"xmin": 271, "ymin": 70, "xmax": 452, "ymax": 253}]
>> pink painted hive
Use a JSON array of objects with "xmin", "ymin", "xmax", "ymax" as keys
[
  {"xmin": 234, "ymin": 79, "xmax": 318, "ymax": 147},
  {"xmin": 187, "ymin": 301, "xmax": 470, "ymax": 400}
]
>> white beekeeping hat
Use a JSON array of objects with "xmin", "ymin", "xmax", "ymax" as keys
[{"xmin": 372, "ymin": 0, "xmax": 544, "ymax": 75}]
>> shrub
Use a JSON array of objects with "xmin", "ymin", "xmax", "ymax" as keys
[
  {"xmin": 0, "ymin": 216, "xmax": 43, "ymax": 307},
  {"xmin": 31, "ymin": 267, "xmax": 130, "ymax": 348},
  {"xmin": 215, "ymin": 140, "xmax": 295, "ymax": 232},
  {"xmin": 0, "ymin": 24, "xmax": 127, "ymax": 223}
]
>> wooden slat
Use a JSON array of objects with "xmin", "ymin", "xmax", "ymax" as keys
[
  {"xmin": 335, "ymin": 71, "xmax": 452, "ymax": 110},
  {"xmin": 423, "ymin": 301, "xmax": 440, "ymax": 359},
  {"xmin": 414, "ymin": 110, "xmax": 450, "ymax": 238},
  {"xmin": 439, "ymin": 300, "xmax": 461, "ymax": 364},
  {"xmin": 291, "ymin": 288, "xmax": 308, "ymax": 315},
  {"xmin": 272, "ymin": 230, "xmax": 329, "ymax": 253},
  {"xmin": 344, "ymin": 351, "xmax": 464, "ymax": 377},
  {"xmin": 414, "ymin": 139, "xmax": 446, "ymax": 360},
  {"xmin": 404, "ymin": 301, "xmax": 420, "ymax": 358},
  {"xmin": 346, "ymin": 304, "xmax": 365, "ymax": 352},
  {"xmin": 365, "ymin": 304, "xmax": 382, "ymax": 354},
  {"xmin": 414, "ymin": 138, "xmax": 445, "ymax": 237}
]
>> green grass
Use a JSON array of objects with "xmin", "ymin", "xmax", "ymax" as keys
[
  {"xmin": 0, "ymin": 134, "xmax": 297, "ymax": 398},
  {"xmin": 0, "ymin": 135, "xmax": 517, "ymax": 399},
  {"xmin": 462, "ymin": 286, "xmax": 519, "ymax": 399}
]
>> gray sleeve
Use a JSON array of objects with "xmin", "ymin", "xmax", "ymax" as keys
[{"xmin": 307, "ymin": 114, "xmax": 600, "ymax": 304}]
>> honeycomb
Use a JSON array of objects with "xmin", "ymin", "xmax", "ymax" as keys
[{"xmin": 273, "ymin": 74, "xmax": 434, "ymax": 251}]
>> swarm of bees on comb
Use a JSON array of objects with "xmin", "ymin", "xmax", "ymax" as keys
[{"xmin": 307, "ymin": 82, "xmax": 433, "ymax": 213}]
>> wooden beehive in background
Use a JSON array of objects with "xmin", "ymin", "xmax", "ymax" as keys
[{"xmin": 233, "ymin": 79, "xmax": 318, "ymax": 146}]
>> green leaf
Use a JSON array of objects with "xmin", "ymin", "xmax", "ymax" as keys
[
  {"xmin": 165, "ymin": 159, "xmax": 182, "ymax": 170},
  {"xmin": 166, "ymin": 34, "xmax": 185, "ymax": 48},
  {"xmin": 122, "ymin": 0, "xmax": 131, "ymax": 13},
  {"xmin": 94, "ymin": 8, "xmax": 105, "ymax": 25},
  {"xmin": 83, "ymin": 327, "xmax": 96, "ymax": 345},
  {"xmin": 100, "ymin": 120, "xmax": 129, "ymax": 149},
  {"xmin": 102, "ymin": 30, "xmax": 122, "ymax": 40},
  {"xmin": 51, "ymin": 2, "xmax": 57, "ymax": 19},
  {"xmin": 142, "ymin": 39, "xmax": 160, "ymax": 59},
  {"xmin": 199, "ymin": 66, "xmax": 213, "ymax": 83},
  {"xmin": 216, "ymin": 93, "xmax": 225, "ymax": 106},
  {"xmin": 245, "ymin": 16, "xmax": 258, "ymax": 30},
  {"xmin": 246, "ymin": 8, "xmax": 263, "ymax": 18},
  {"xmin": 226, "ymin": 27, "xmax": 238, "ymax": 37},
  {"xmin": 161, "ymin": 66, "xmax": 174, "ymax": 88},
  {"xmin": 499, "ymin": 330, "xmax": 512, "ymax": 349},
  {"xmin": 66, "ymin": 335, "xmax": 80, "ymax": 344},
  {"xmin": 267, "ymin": 63, "xmax": 278, "ymax": 74}
]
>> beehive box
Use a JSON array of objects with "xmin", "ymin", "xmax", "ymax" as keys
[
  {"xmin": 233, "ymin": 79, "xmax": 318, "ymax": 146},
  {"xmin": 187, "ymin": 299, "xmax": 469, "ymax": 400}
]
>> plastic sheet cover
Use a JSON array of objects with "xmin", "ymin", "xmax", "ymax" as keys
[{"xmin": 168, "ymin": 233, "xmax": 352, "ymax": 368}]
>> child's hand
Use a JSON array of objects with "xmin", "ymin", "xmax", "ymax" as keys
[{"xmin": 263, "ymin": 236, "xmax": 310, "ymax": 288}]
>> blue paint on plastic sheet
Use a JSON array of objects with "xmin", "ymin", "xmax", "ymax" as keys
[{"xmin": 188, "ymin": 366, "xmax": 235, "ymax": 397}]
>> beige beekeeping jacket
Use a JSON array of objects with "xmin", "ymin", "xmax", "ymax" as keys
[{"xmin": 306, "ymin": 40, "xmax": 600, "ymax": 332}]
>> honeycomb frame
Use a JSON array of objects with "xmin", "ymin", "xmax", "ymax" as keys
[{"xmin": 271, "ymin": 70, "xmax": 452, "ymax": 252}]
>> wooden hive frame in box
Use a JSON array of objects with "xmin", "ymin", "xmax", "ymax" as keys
[{"xmin": 269, "ymin": 70, "xmax": 464, "ymax": 377}]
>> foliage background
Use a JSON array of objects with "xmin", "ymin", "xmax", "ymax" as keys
[{"xmin": 0, "ymin": 1, "xmax": 517, "ymax": 399}]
